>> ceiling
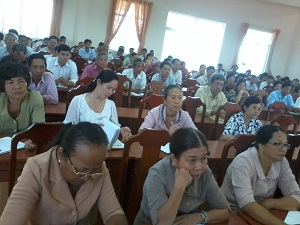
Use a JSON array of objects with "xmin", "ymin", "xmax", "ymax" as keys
[{"xmin": 256, "ymin": 0, "xmax": 300, "ymax": 8}]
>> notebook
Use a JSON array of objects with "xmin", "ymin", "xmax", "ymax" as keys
[
  {"xmin": 100, "ymin": 118, "xmax": 121, "ymax": 149},
  {"xmin": 0, "ymin": 137, "xmax": 25, "ymax": 155}
]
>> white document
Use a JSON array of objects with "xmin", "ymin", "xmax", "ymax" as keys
[
  {"xmin": 111, "ymin": 139, "xmax": 124, "ymax": 149},
  {"xmin": 100, "ymin": 118, "xmax": 121, "ymax": 149},
  {"xmin": 160, "ymin": 143, "xmax": 170, "ymax": 154},
  {"xmin": 0, "ymin": 137, "xmax": 25, "ymax": 154},
  {"xmin": 131, "ymin": 92, "xmax": 144, "ymax": 97},
  {"xmin": 284, "ymin": 211, "xmax": 300, "ymax": 224}
]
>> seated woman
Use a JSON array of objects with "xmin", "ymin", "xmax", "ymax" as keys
[
  {"xmin": 219, "ymin": 96, "xmax": 263, "ymax": 142},
  {"xmin": 0, "ymin": 122, "xmax": 128, "ymax": 225},
  {"xmin": 139, "ymin": 85, "xmax": 197, "ymax": 135},
  {"xmin": 221, "ymin": 125, "xmax": 300, "ymax": 225},
  {"xmin": 64, "ymin": 70, "xmax": 131, "ymax": 141},
  {"xmin": 227, "ymin": 79, "xmax": 249, "ymax": 105},
  {"xmin": 134, "ymin": 128, "xmax": 231, "ymax": 225},
  {"xmin": 0, "ymin": 62, "xmax": 45, "ymax": 135},
  {"xmin": 223, "ymin": 72, "xmax": 235, "ymax": 97},
  {"xmin": 28, "ymin": 53, "xmax": 59, "ymax": 104}
]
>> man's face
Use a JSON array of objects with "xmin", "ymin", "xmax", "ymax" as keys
[
  {"xmin": 19, "ymin": 37, "xmax": 27, "ymax": 46},
  {"xmin": 48, "ymin": 38, "xmax": 58, "ymax": 49},
  {"xmin": 5, "ymin": 35, "xmax": 17, "ymax": 48},
  {"xmin": 129, "ymin": 48, "xmax": 134, "ymax": 54},
  {"xmin": 142, "ymin": 49, "xmax": 147, "ymax": 55},
  {"xmin": 207, "ymin": 69, "xmax": 215, "ymax": 77},
  {"xmin": 58, "ymin": 50, "xmax": 71, "ymax": 65},
  {"xmin": 96, "ymin": 55, "xmax": 108, "ymax": 68},
  {"xmin": 84, "ymin": 42, "xmax": 91, "ymax": 49},
  {"xmin": 281, "ymin": 86, "xmax": 291, "ymax": 96},
  {"xmin": 210, "ymin": 79, "xmax": 224, "ymax": 96},
  {"xmin": 78, "ymin": 42, "xmax": 84, "ymax": 49},
  {"xmin": 199, "ymin": 65, "xmax": 206, "ymax": 73},
  {"xmin": 134, "ymin": 62, "xmax": 144, "ymax": 74},
  {"xmin": 172, "ymin": 60, "xmax": 181, "ymax": 72},
  {"xmin": 160, "ymin": 64, "xmax": 171, "ymax": 79},
  {"xmin": 150, "ymin": 50, "xmax": 154, "ymax": 56}
]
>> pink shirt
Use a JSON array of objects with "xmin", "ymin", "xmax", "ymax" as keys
[{"xmin": 80, "ymin": 64, "xmax": 111, "ymax": 79}]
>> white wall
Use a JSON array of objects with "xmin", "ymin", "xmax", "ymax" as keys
[{"xmin": 60, "ymin": 0, "xmax": 300, "ymax": 79}]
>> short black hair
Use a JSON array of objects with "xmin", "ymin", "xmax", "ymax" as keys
[
  {"xmin": 163, "ymin": 85, "xmax": 182, "ymax": 99},
  {"xmin": 159, "ymin": 61, "xmax": 171, "ymax": 69},
  {"xmin": 84, "ymin": 39, "xmax": 92, "ymax": 44},
  {"xmin": 133, "ymin": 58, "xmax": 143, "ymax": 67},
  {"xmin": 49, "ymin": 35, "xmax": 59, "ymax": 42},
  {"xmin": 12, "ymin": 44, "xmax": 27, "ymax": 54},
  {"xmin": 28, "ymin": 53, "xmax": 47, "ymax": 67},
  {"xmin": 282, "ymin": 82, "xmax": 292, "ymax": 89},
  {"xmin": 210, "ymin": 74, "xmax": 225, "ymax": 84},
  {"xmin": 207, "ymin": 66, "xmax": 215, "ymax": 71},
  {"xmin": 242, "ymin": 96, "xmax": 262, "ymax": 112},
  {"xmin": 255, "ymin": 125, "xmax": 286, "ymax": 149},
  {"xmin": 171, "ymin": 58, "xmax": 180, "ymax": 64},
  {"xmin": 57, "ymin": 44, "xmax": 71, "ymax": 53}
]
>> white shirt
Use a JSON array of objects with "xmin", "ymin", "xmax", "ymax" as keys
[
  {"xmin": 46, "ymin": 57, "xmax": 78, "ymax": 84},
  {"xmin": 196, "ymin": 74, "xmax": 208, "ymax": 86},
  {"xmin": 246, "ymin": 81, "xmax": 258, "ymax": 92},
  {"xmin": 122, "ymin": 68, "xmax": 147, "ymax": 90},
  {"xmin": 259, "ymin": 81, "xmax": 272, "ymax": 90},
  {"xmin": 295, "ymin": 97, "xmax": 300, "ymax": 108},
  {"xmin": 170, "ymin": 69, "xmax": 182, "ymax": 85}
]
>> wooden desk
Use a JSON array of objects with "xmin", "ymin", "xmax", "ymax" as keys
[
  {"xmin": 44, "ymin": 103, "xmax": 66, "ymax": 122},
  {"xmin": 57, "ymin": 87, "xmax": 70, "ymax": 103},
  {"xmin": 238, "ymin": 209, "xmax": 287, "ymax": 224},
  {"xmin": 209, "ymin": 212, "xmax": 248, "ymax": 225}
]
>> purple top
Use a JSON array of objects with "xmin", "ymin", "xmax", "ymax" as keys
[
  {"xmin": 29, "ymin": 72, "xmax": 59, "ymax": 104},
  {"xmin": 80, "ymin": 64, "xmax": 111, "ymax": 79},
  {"xmin": 139, "ymin": 104, "xmax": 197, "ymax": 130}
]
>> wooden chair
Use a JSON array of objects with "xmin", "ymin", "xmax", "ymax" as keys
[
  {"xmin": 117, "ymin": 129, "xmax": 171, "ymax": 218},
  {"xmin": 216, "ymin": 134, "xmax": 256, "ymax": 186},
  {"xmin": 66, "ymin": 85, "xmax": 87, "ymax": 112},
  {"xmin": 270, "ymin": 114, "xmax": 298, "ymax": 133},
  {"xmin": 186, "ymin": 85, "xmax": 200, "ymax": 97},
  {"xmin": 143, "ymin": 81, "xmax": 165, "ymax": 98},
  {"xmin": 111, "ymin": 58, "xmax": 123, "ymax": 70},
  {"xmin": 266, "ymin": 101, "xmax": 288, "ymax": 121},
  {"xmin": 253, "ymin": 90, "xmax": 268, "ymax": 106},
  {"xmin": 75, "ymin": 77, "xmax": 94, "ymax": 87},
  {"xmin": 72, "ymin": 57, "xmax": 88, "ymax": 76},
  {"xmin": 70, "ymin": 52, "xmax": 79, "ymax": 59},
  {"xmin": 286, "ymin": 134, "xmax": 300, "ymax": 181},
  {"xmin": 115, "ymin": 67, "xmax": 126, "ymax": 74},
  {"xmin": 9, "ymin": 122, "xmax": 65, "ymax": 195},
  {"xmin": 138, "ymin": 94, "xmax": 164, "ymax": 126},
  {"xmin": 185, "ymin": 78, "xmax": 198, "ymax": 89},
  {"xmin": 211, "ymin": 102, "xmax": 241, "ymax": 140},
  {"xmin": 107, "ymin": 62, "xmax": 116, "ymax": 71},
  {"xmin": 38, "ymin": 51, "xmax": 50, "ymax": 56},
  {"xmin": 182, "ymin": 96, "xmax": 206, "ymax": 124},
  {"xmin": 146, "ymin": 71, "xmax": 157, "ymax": 83},
  {"xmin": 113, "ymin": 74, "xmax": 132, "ymax": 107}
]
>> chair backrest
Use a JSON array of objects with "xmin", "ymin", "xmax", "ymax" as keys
[
  {"xmin": 107, "ymin": 62, "xmax": 116, "ymax": 71},
  {"xmin": 182, "ymin": 96, "xmax": 206, "ymax": 124},
  {"xmin": 117, "ymin": 129, "xmax": 171, "ymax": 214},
  {"xmin": 270, "ymin": 114, "xmax": 298, "ymax": 133},
  {"xmin": 211, "ymin": 102, "xmax": 241, "ymax": 140},
  {"xmin": 111, "ymin": 58, "xmax": 123, "ymax": 69},
  {"xmin": 9, "ymin": 122, "xmax": 65, "ymax": 195},
  {"xmin": 143, "ymin": 81, "xmax": 165, "ymax": 98},
  {"xmin": 286, "ymin": 134, "xmax": 300, "ymax": 181},
  {"xmin": 72, "ymin": 57, "xmax": 88, "ymax": 76},
  {"xmin": 66, "ymin": 85, "xmax": 87, "ymax": 112},
  {"xmin": 70, "ymin": 52, "xmax": 79, "ymax": 59},
  {"xmin": 185, "ymin": 78, "xmax": 198, "ymax": 89},
  {"xmin": 138, "ymin": 94, "xmax": 164, "ymax": 126},
  {"xmin": 113, "ymin": 74, "xmax": 132, "ymax": 107},
  {"xmin": 266, "ymin": 101, "xmax": 288, "ymax": 121},
  {"xmin": 75, "ymin": 77, "xmax": 94, "ymax": 87},
  {"xmin": 217, "ymin": 134, "xmax": 256, "ymax": 186},
  {"xmin": 253, "ymin": 90, "xmax": 268, "ymax": 106}
]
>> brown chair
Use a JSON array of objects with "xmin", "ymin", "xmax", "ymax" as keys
[
  {"xmin": 143, "ymin": 81, "xmax": 165, "ymax": 98},
  {"xmin": 138, "ymin": 94, "xmax": 164, "ymax": 126},
  {"xmin": 111, "ymin": 58, "xmax": 123, "ymax": 70},
  {"xmin": 266, "ymin": 101, "xmax": 288, "ymax": 121},
  {"xmin": 115, "ymin": 67, "xmax": 126, "ymax": 74},
  {"xmin": 253, "ymin": 90, "xmax": 268, "ymax": 106},
  {"xmin": 72, "ymin": 57, "xmax": 88, "ymax": 76},
  {"xmin": 117, "ymin": 129, "xmax": 171, "ymax": 219},
  {"xmin": 287, "ymin": 134, "xmax": 300, "ymax": 181},
  {"xmin": 9, "ymin": 122, "xmax": 65, "ymax": 195},
  {"xmin": 216, "ymin": 134, "xmax": 256, "ymax": 186},
  {"xmin": 38, "ymin": 51, "xmax": 50, "ymax": 56},
  {"xmin": 185, "ymin": 78, "xmax": 198, "ymax": 89},
  {"xmin": 270, "ymin": 114, "xmax": 298, "ymax": 133},
  {"xmin": 107, "ymin": 62, "xmax": 116, "ymax": 71},
  {"xmin": 70, "ymin": 52, "xmax": 79, "ymax": 59},
  {"xmin": 186, "ymin": 85, "xmax": 200, "ymax": 97},
  {"xmin": 75, "ymin": 77, "xmax": 94, "ymax": 87},
  {"xmin": 211, "ymin": 102, "xmax": 241, "ymax": 140},
  {"xmin": 113, "ymin": 74, "xmax": 132, "ymax": 107},
  {"xmin": 66, "ymin": 85, "xmax": 87, "ymax": 112},
  {"xmin": 182, "ymin": 96, "xmax": 206, "ymax": 124}
]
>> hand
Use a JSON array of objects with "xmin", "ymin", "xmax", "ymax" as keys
[
  {"xmin": 168, "ymin": 125, "xmax": 179, "ymax": 135},
  {"xmin": 173, "ymin": 213, "xmax": 200, "ymax": 225},
  {"xmin": 24, "ymin": 139, "xmax": 36, "ymax": 150},
  {"xmin": 120, "ymin": 126, "xmax": 132, "ymax": 142},
  {"xmin": 42, "ymin": 96, "xmax": 48, "ymax": 104},
  {"xmin": 59, "ymin": 78, "xmax": 69, "ymax": 86},
  {"xmin": 174, "ymin": 168, "xmax": 193, "ymax": 190},
  {"xmin": 220, "ymin": 109, "xmax": 226, "ymax": 118}
]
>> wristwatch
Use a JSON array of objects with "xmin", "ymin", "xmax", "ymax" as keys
[{"xmin": 199, "ymin": 211, "xmax": 208, "ymax": 224}]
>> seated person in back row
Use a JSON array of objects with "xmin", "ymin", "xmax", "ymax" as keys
[
  {"xmin": 221, "ymin": 125, "xmax": 300, "ymax": 225},
  {"xmin": 139, "ymin": 85, "xmax": 197, "ymax": 135},
  {"xmin": 195, "ymin": 74, "xmax": 227, "ymax": 117},
  {"xmin": 122, "ymin": 58, "xmax": 146, "ymax": 93},
  {"xmin": 0, "ymin": 44, "xmax": 28, "ymax": 66},
  {"xmin": 46, "ymin": 44, "xmax": 78, "ymax": 88},
  {"xmin": 151, "ymin": 61, "xmax": 176, "ymax": 87},
  {"xmin": 219, "ymin": 96, "xmax": 263, "ymax": 142}
]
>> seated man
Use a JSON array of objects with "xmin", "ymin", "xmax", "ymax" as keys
[
  {"xmin": 78, "ymin": 39, "xmax": 96, "ymax": 61},
  {"xmin": 0, "ymin": 44, "xmax": 27, "ymax": 66},
  {"xmin": 18, "ymin": 34, "xmax": 34, "ymax": 57},
  {"xmin": 151, "ymin": 61, "xmax": 175, "ymax": 87},
  {"xmin": 259, "ymin": 75, "xmax": 274, "ymax": 90},
  {"xmin": 266, "ymin": 82, "xmax": 297, "ymax": 110},
  {"xmin": 80, "ymin": 52, "xmax": 110, "ymax": 79},
  {"xmin": 190, "ymin": 64, "xmax": 206, "ymax": 79},
  {"xmin": 28, "ymin": 54, "xmax": 58, "ymax": 104},
  {"xmin": 0, "ymin": 32, "xmax": 18, "ymax": 60},
  {"xmin": 170, "ymin": 58, "xmax": 182, "ymax": 86},
  {"xmin": 246, "ymin": 75, "xmax": 258, "ymax": 92},
  {"xmin": 39, "ymin": 35, "xmax": 58, "ymax": 55},
  {"xmin": 46, "ymin": 44, "xmax": 78, "ymax": 87},
  {"xmin": 197, "ymin": 65, "xmax": 215, "ymax": 86},
  {"xmin": 195, "ymin": 73, "xmax": 227, "ymax": 117},
  {"xmin": 122, "ymin": 58, "xmax": 146, "ymax": 93},
  {"xmin": 122, "ymin": 52, "xmax": 138, "ymax": 67}
]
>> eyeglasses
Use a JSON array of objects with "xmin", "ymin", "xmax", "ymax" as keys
[
  {"xmin": 268, "ymin": 142, "xmax": 290, "ymax": 150},
  {"xmin": 65, "ymin": 151, "xmax": 103, "ymax": 179}
]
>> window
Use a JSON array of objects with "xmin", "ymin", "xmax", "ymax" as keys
[
  {"xmin": 0, "ymin": 0, "xmax": 53, "ymax": 38},
  {"xmin": 109, "ymin": 4, "xmax": 139, "ymax": 53},
  {"xmin": 237, "ymin": 28, "xmax": 273, "ymax": 75},
  {"xmin": 161, "ymin": 12, "xmax": 226, "ymax": 71}
]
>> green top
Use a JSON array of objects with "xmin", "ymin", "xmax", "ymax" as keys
[{"xmin": 0, "ymin": 90, "xmax": 45, "ymax": 135}]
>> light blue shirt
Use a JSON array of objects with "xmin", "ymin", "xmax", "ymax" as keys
[
  {"xmin": 266, "ymin": 90, "xmax": 295, "ymax": 107},
  {"xmin": 151, "ymin": 73, "xmax": 176, "ymax": 86},
  {"xmin": 0, "ymin": 46, "xmax": 9, "ymax": 60},
  {"xmin": 78, "ymin": 48, "xmax": 96, "ymax": 60}
]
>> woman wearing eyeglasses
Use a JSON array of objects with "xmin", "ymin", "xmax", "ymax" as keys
[
  {"xmin": 0, "ymin": 122, "xmax": 128, "ymax": 225},
  {"xmin": 219, "ymin": 96, "xmax": 263, "ymax": 142},
  {"xmin": 221, "ymin": 125, "xmax": 300, "ymax": 225}
]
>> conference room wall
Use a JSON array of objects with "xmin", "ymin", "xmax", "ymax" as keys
[{"xmin": 60, "ymin": 0, "xmax": 300, "ymax": 79}]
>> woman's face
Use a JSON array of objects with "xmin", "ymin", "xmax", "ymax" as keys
[
  {"xmin": 29, "ymin": 58, "xmax": 46, "ymax": 79},
  {"xmin": 96, "ymin": 79, "xmax": 118, "ymax": 99},
  {"xmin": 172, "ymin": 146, "xmax": 208, "ymax": 180},
  {"xmin": 259, "ymin": 131, "xmax": 288, "ymax": 163},
  {"xmin": 4, "ymin": 76, "xmax": 28, "ymax": 101},
  {"xmin": 244, "ymin": 103, "xmax": 263, "ymax": 119},
  {"xmin": 164, "ymin": 88, "xmax": 183, "ymax": 113},
  {"xmin": 274, "ymin": 83, "xmax": 282, "ymax": 90},
  {"xmin": 58, "ymin": 143, "xmax": 107, "ymax": 186},
  {"xmin": 237, "ymin": 82, "xmax": 246, "ymax": 91},
  {"xmin": 227, "ymin": 76, "xmax": 235, "ymax": 84}
]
